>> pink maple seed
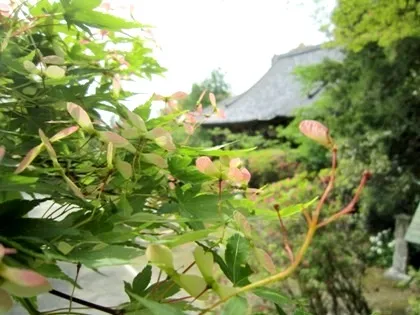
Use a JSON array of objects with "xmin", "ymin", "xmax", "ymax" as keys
[
  {"xmin": 0, "ymin": 289, "xmax": 13, "ymax": 313},
  {"xmin": 14, "ymin": 144, "xmax": 43, "ymax": 174},
  {"xmin": 216, "ymin": 108, "xmax": 226, "ymax": 119},
  {"xmin": 196, "ymin": 157, "xmax": 219, "ymax": 177},
  {"xmin": 1, "ymin": 267, "xmax": 49, "ymax": 288},
  {"xmin": 240, "ymin": 167, "xmax": 251, "ymax": 184},
  {"xmin": 50, "ymin": 126, "xmax": 79, "ymax": 142},
  {"xmin": 184, "ymin": 124, "xmax": 195, "ymax": 135},
  {"xmin": 196, "ymin": 104, "xmax": 203, "ymax": 115},
  {"xmin": 209, "ymin": 93, "xmax": 217, "ymax": 108},
  {"xmin": 228, "ymin": 167, "xmax": 244, "ymax": 183},
  {"xmin": 171, "ymin": 91, "xmax": 188, "ymax": 100},
  {"xmin": 229, "ymin": 158, "xmax": 242, "ymax": 168},
  {"xmin": 0, "ymin": 146, "xmax": 5, "ymax": 163},
  {"xmin": 196, "ymin": 157, "xmax": 213, "ymax": 173},
  {"xmin": 299, "ymin": 120, "xmax": 333, "ymax": 148}
]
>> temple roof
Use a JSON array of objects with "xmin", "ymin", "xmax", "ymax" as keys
[{"xmin": 202, "ymin": 45, "xmax": 342, "ymax": 126}]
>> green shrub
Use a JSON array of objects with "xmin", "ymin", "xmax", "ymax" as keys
[{"xmin": 244, "ymin": 149, "xmax": 300, "ymax": 187}]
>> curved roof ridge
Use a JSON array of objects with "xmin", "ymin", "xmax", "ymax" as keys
[
  {"xmin": 272, "ymin": 44, "xmax": 323, "ymax": 62},
  {"xmin": 223, "ymin": 45, "xmax": 323, "ymax": 110},
  {"xmin": 202, "ymin": 44, "xmax": 342, "ymax": 125}
]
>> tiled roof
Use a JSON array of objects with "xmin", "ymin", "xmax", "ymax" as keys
[{"xmin": 202, "ymin": 45, "xmax": 342, "ymax": 125}]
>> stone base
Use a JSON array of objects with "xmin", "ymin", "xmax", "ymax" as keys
[{"xmin": 384, "ymin": 268, "xmax": 411, "ymax": 282}]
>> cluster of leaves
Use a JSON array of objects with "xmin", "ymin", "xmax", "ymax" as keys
[
  {"xmin": 329, "ymin": 0, "xmax": 420, "ymax": 52},
  {"xmin": 0, "ymin": 2, "xmax": 340, "ymax": 314}
]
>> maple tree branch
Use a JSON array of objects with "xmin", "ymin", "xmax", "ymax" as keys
[
  {"xmin": 317, "ymin": 171, "xmax": 371, "ymax": 228},
  {"xmin": 275, "ymin": 204, "xmax": 294, "ymax": 262},
  {"xmin": 50, "ymin": 290, "xmax": 123, "ymax": 315}
]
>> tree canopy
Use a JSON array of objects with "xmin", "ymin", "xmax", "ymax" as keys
[{"xmin": 287, "ymin": 0, "xmax": 420, "ymax": 230}]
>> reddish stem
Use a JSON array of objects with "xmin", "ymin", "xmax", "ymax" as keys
[
  {"xmin": 275, "ymin": 205, "xmax": 294, "ymax": 262},
  {"xmin": 317, "ymin": 171, "xmax": 371, "ymax": 228}
]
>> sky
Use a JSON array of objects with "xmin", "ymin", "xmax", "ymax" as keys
[{"xmin": 109, "ymin": 0, "xmax": 336, "ymax": 111}]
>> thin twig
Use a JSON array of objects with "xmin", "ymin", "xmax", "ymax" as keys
[
  {"xmin": 317, "ymin": 171, "xmax": 371, "ymax": 228},
  {"xmin": 274, "ymin": 205, "xmax": 294, "ymax": 262},
  {"xmin": 191, "ymin": 288, "xmax": 209, "ymax": 303},
  {"xmin": 69, "ymin": 263, "xmax": 81, "ymax": 312},
  {"xmin": 49, "ymin": 289, "xmax": 123, "ymax": 315},
  {"xmin": 302, "ymin": 210, "xmax": 312, "ymax": 226},
  {"xmin": 166, "ymin": 295, "xmax": 193, "ymax": 304}
]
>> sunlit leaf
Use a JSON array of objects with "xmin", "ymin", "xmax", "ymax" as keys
[
  {"xmin": 70, "ymin": 0, "xmax": 101, "ymax": 10},
  {"xmin": 146, "ymin": 244, "xmax": 174, "ymax": 269},
  {"xmin": 177, "ymin": 274, "xmax": 206, "ymax": 298},
  {"xmin": 45, "ymin": 65, "xmax": 65, "ymax": 79},
  {"xmin": 222, "ymin": 296, "xmax": 248, "ymax": 315},
  {"xmin": 193, "ymin": 246, "xmax": 214, "ymax": 282},
  {"xmin": 73, "ymin": 11, "xmax": 141, "ymax": 30},
  {"xmin": 23, "ymin": 60, "xmax": 37, "ymax": 74},
  {"xmin": 254, "ymin": 197, "xmax": 318, "ymax": 220},
  {"xmin": 128, "ymin": 293, "xmax": 185, "ymax": 315}
]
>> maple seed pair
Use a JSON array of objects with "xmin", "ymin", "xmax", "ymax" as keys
[{"xmin": 195, "ymin": 157, "xmax": 251, "ymax": 185}]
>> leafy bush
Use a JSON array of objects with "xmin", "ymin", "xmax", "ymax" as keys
[
  {"xmin": 244, "ymin": 149, "xmax": 300, "ymax": 187},
  {"xmin": 251, "ymin": 169, "xmax": 371, "ymax": 315},
  {"xmin": 366, "ymin": 230, "xmax": 394, "ymax": 268},
  {"xmin": 0, "ymin": 2, "xmax": 370, "ymax": 315}
]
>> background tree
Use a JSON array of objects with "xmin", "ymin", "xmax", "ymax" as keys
[
  {"xmin": 284, "ymin": 0, "xmax": 420, "ymax": 232},
  {"xmin": 181, "ymin": 68, "xmax": 231, "ymax": 110}
]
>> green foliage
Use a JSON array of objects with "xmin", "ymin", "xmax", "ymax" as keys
[
  {"xmin": 330, "ymin": 0, "xmax": 420, "ymax": 51},
  {"xmin": 407, "ymin": 267, "xmax": 420, "ymax": 314},
  {"xmin": 253, "ymin": 173, "xmax": 371, "ymax": 315},
  {"xmin": 222, "ymin": 296, "xmax": 248, "ymax": 315},
  {"xmin": 181, "ymin": 68, "xmax": 231, "ymax": 110},
  {"xmin": 0, "ymin": 1, "xmax": 373, "ymax": 314},
  {"xmin": 206, "ymin": 126, "xmax": 279, "ymax": 150},
  {"xmin": 288, "ymin": 32, "xmax": 420, "ymax": 231},
  {"xmin": 244, "ymin": 149, "xmax": 299, "ymax": 187}
]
